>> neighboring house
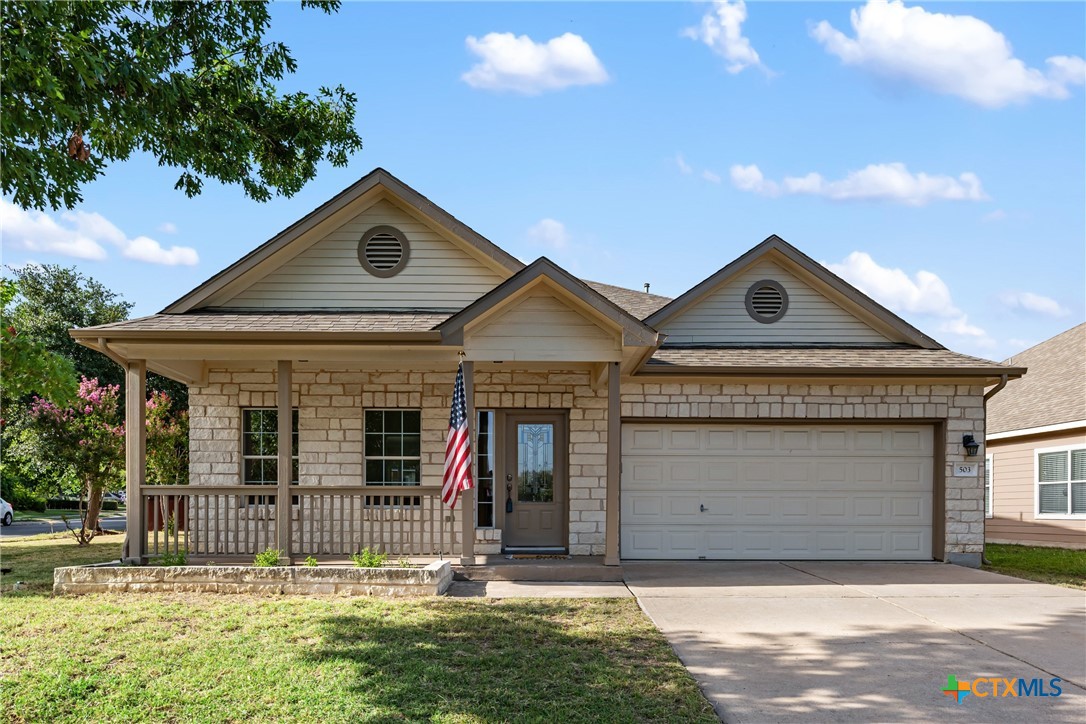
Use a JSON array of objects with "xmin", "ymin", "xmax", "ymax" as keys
[
  {"xmin": 74, "ymin": 169, "xmax": 1023, "ymax": 568},
  {"xmin": 986, "ymin": 324, "xmax": 1085, "ymax": 549}
]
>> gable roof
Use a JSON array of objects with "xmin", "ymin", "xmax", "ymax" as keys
[
  {"xmin": 645, "ymin": 235, "xmax": 943, "ymax": 349},
  {"xmin": 438, "ymin": 258, "xmax": 659, "ymax": 347},
  {"xmin": 162, "ymin": 168, "xmax": 524, "ymax": 314},
  {"xmin": 584, "ymin": 281, "xmax": 672, "ymax": 319},
  {"xmin": 988, "ymin": 323, "xmax": 1085, "ymax": 434}
]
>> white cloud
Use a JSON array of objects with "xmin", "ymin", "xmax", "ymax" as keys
[
  {"xmin": 462, "ymin": 32, "xmax": 609, "ymax": 94},
  {"xmin": 811, "ymin": 0, "xmax": 1086, "ymax": 108},
  {"xmin": 675, "ymin": 153, "xmax": 693, "ymax": 175},
  {"xmin": 825, "ymin": 250, "xmax": 990, "ymax": 343},
  {"xmin": 0, "ymin": 198, "xmax": 198, "ymax": 266},
  {"xmin": 701, "ymin": 169, "xmax": 722, "ymax": 184},
  {"xmin": 729, "ymin": 162, "xmax": 986, "ymax": 206},
  {"xmin": 526, "ymin": 218, "xmax": 570, "ymax": 251},
  {"xmin": 684, "ymin": 0, "xmax": 767, "ymax": 75},
  {"xmin": 157, "ymin": 221, "xmax": 178, "ymax": 234},
  {"xmin": 998, "ymin": 291, "xmax": 1070, "ymax": 318}
]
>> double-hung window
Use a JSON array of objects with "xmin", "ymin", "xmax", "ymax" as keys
[
  {"xmin": 1036, "ymin": 446, "xmax": 1086, "ymax": 518},
  {"xmin": 242, "ymin": 409, "xmax": 298, "ymax": 503},
  {"xmin": 364, "ymin": 410, "xmax": 421, "ymax": 506}
]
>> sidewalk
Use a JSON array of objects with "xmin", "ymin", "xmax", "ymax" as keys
[{"xmin": 446, "ymin": 580, "xmax": 632, "ymax": 598}]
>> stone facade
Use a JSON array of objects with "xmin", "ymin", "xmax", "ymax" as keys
[
  {"xmin": 187, "ymin": 369, "xmax": 986, "ymax": 563},
  {"xmin": 620, "ymin": 380, "xmax": 987, "ymax": 562},
  {"xmin": 188, "ymin": 367, "xmax": 609, "ymax": 556},
  {"xmin": 54, "ymin": 560, "xmax": 454, "ymax": 597}
]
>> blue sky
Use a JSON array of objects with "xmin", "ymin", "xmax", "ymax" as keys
[{"xmin": 2, "ymin": 1, "xmax": 1083, "ymax": 360}]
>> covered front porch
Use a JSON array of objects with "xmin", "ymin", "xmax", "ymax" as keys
[{"xmin": 79, "ymin": 260, "xmax": 656, "ymax": 568}]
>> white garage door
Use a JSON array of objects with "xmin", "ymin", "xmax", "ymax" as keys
[{"xmin": 621, "ymin": 423, "xmax": 933, "ymax": 560}]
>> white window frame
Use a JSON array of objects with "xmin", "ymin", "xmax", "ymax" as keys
[
  {"xmin": 984, "ymin": 453, "xmax": 993, "ymax": 519},
  {"xmin": 1034, "ymin": 443, "xmax": 1086, "ymax": 519}
]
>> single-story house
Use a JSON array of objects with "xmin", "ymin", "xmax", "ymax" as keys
[
  {"xmin": 986, "ymin": 323, "xmax": 1085, "ymax": 549},
  {"xmin": 74, "ymin": 168, "xmax": 1024, "ymax": 568}
]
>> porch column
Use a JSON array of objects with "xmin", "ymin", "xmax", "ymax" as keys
[
  {"xmin": 460, "ymin": 360, "xmax": 477, "ymax": 565},
  {"xmin": 124, "ymin": 360, "xmax": 146, "ymax": 563},
  {"xmin": 277, "ymin": 360, "xmax": 292, "ymax": 558},
  {"xmin": 604, "ymin": 361, "xmax": 621, "ymax": 566}
]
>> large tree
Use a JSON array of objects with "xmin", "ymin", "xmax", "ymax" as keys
[{"xmin": 1, "ymin": 1, "xmax": 362, "ymax": 211}]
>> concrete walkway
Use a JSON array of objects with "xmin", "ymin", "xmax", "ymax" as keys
[
  {"xmin": 446, "ymin": 580, "xmax": 631, "ymax": 598},
  {"xmin": 625, "ymin": 561, "xmax": 1086, "ymax": 723}
]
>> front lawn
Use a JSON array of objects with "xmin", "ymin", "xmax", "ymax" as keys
[
  {"xmin": 0, "ymin": 535, "xmax": 716, "ymax": 723},
  {"xmin": 984, "ymin": 543, "xmax": 1086, "ymax": 589}
]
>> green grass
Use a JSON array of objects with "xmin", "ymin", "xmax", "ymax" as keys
[
  {"xmin": 12, "ymin": 508, "xmax": 126, "ymax": 522},
  {"xmin": 984, "ymin": 543, "xmax": 1086, "ymax": 589},
  {"xmin": 0, "ymin": 533, "xmax": 123, "ymax": 594},
  {"xmin": 0, "ymin": 535, "xmax": 716, "ymax": 723}
]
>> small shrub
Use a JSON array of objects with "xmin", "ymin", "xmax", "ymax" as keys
[
  {"xmin": 351, "ymin": 547, "xmax": 387, "ymax": 568},
  {"xmin": 304, "ymin": 556, "xmax": 318, "ymax": 567},
  {"xmin": 154, "ymin": 551, "xmax": 187, "ymax": 566},
  {"xmin": 253, "ymin": 548, "xmax": 282, "ymax": 567},
  {"xmin": 397, "ymin": 558, "xmax": 412, "ymax": 568}
]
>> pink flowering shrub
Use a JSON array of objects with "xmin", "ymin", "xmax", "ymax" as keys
[
  {"xmin": 146, "ymin": 391, "xmax": 189, "ymax": 486},
  {"xmin": 30, "ymin": 376, "xmax": 124, "ymax": 544}
]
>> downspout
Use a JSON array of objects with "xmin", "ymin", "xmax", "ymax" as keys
[
  {"xmin": 984, "ymin": 373, "xmax": 1009, "ymax": 402},
  {"xmin": 980, "ymin": 373, "xmax": 1009, "ymax": 565}
]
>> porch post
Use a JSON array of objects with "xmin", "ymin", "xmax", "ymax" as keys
[
  {"xmin": 124, "ymin": 360, "xmax": 146, "ymax": 563},
  {"xmin": 460, "ymin": 360, "xmax": 477, "ymax": 565},
  {"xmin": 604, "ymin": 361, "xmax": 621, "ymax": 566},
  {"xmin": 277, "ymin": 360, "xmax": 292, "ymax": 559}
]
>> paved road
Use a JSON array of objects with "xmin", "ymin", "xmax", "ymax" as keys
[
  {"xmin": 625, "ymin": 561, "xmax": 1085, "ymax": 724},
  {"xmin": 1, "ymin": 515, "xmax": 126, "ymax": 538}
]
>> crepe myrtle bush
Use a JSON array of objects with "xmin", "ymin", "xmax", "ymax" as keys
[{"xmin": 30, "ymin": 377, "xmax": 124, "ymax": 545}]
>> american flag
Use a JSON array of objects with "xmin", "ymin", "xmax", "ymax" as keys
[{"xmin": 442, "ymin": 362, "xmax": 474, "ymax": 509}]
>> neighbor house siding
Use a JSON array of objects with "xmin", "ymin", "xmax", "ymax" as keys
[
  {"xmin": 660, "ymin": 259, "xmax": 892, "ymax": 345},
  {"xmin": 215, "ymin": 199, "xmax": 506, "ymax": 310},
  {"xmin": 188, "ymin": 367, "xmax": 610, "ymax": 555},
  {"xmin": 620, "ymin": 381, "xmax": 987, "ymax": 560},
  {"xmin": 986, "ymin": 429, "xmax": 1086, "ymax": 549},
  {"xmin": 465, "ymin": 291, "xmax": 621, "ymax": 362}
]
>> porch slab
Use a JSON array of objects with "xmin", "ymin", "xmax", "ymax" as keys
[{"xmin": 454, "ymin": 555, "xmax": 624, "ymax": 582}]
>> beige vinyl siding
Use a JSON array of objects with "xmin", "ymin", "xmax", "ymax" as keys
[
  {"xmin": 216, "ymin": 199, "xmax": 505, "ymax": 310},
  {"xmin": 465, "ymin": 290, "xmax": 621, "ymax": 362},
  {"xmin": 660, "ymin": 259, "xmax": 892, "ymax": 345},
  {"xmin": 986, "ymin": 430, "xmax": 1086, "ymax": 549}
]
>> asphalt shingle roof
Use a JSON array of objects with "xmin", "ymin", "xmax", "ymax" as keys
[
  {"xmin": 987, "ymin": 323, "xmax": 1085, "ymax": 434},
  {"xmin": 583, "ymin": 281, "xmax": 672, "ymax": 320},
  {"xmin": 647, "ymin": 346, "xmax": 1015, "ymax": 372},
  {"xmin": 79, "ymin": 312, "xmax": 451, "ymax": 334}
]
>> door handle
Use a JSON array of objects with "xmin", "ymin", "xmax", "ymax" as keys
[{"xmin": 700, "ymin": 504, "xmax": 708, "ymax": 512}]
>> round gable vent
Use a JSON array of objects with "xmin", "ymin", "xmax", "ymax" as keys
[
  {"xmin": 358, "ymin": 225, "xmax": 410, "ymax": 278},
  {"xmin": 744, "ymin": 280, "xmax": 788, "ymax": 323}
]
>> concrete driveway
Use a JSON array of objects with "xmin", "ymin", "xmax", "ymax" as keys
[{"xmin": 625, "ymin": 561, "xmax": 1085, "ymax": 723}]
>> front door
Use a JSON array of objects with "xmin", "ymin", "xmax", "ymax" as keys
[{"xmin": 503, "ymin": 412, "xmax": 567, "ymax": 549}]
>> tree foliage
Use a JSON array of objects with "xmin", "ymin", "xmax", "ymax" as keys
[
  {"xmin": 30, "ymin": 377, "xmax": 125, "ymax": 544},
  {"xmin": 146, "ymin": 391, "xmax": 188, "ymax": 486},
  {"xmin": 6, "ymin": 264, "xmax": 131, "ymax": 390},
  {"xmin": 0, "ymin": 278, "xmax": 78, "ymax": 408},
  {"xmin": 1, "ymin": 0, "xmax": 362, "ymax": 210}
]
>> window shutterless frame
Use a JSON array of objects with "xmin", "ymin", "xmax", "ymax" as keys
[
  {"xmin": 1034, "ymin": 443, "xmax": 1086, "ymax": 519},
  {"xmin": 239, "ymin": 408, "xmax": 299, "ymax": 505}
]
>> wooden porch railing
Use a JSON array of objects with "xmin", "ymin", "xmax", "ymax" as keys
[{"xmin": 139, "ymin": 486, "xmax": 456, "ymax": 562}]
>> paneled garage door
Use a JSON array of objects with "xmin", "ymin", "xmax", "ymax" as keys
[{"xmin": 621, "ymin": 423, "xmax": 933, "ymax": 560}]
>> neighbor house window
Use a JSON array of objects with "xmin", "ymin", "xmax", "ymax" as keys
[
  {"xmin": 984, "ymin": 454, "xmax": 993, "ymax": 519},
  {"xmin": 241, "ymin": 409, "xmax": 298, "ymax": 504},
  {"xmin": 364, "ymin": 410, "xmax": 421, "ymax": 485},
  {"xmin": 476, "ymin": 410, "xmax": 495, "ymax": 528},
  {"xmin": 1036, "ymin": 446, "xmax": 1086, "ymax": 517}
]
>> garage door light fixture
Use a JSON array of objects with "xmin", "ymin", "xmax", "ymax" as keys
[{"xmin": 962, "ymin": 434, "xmax": 980, "ymax": 457}]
